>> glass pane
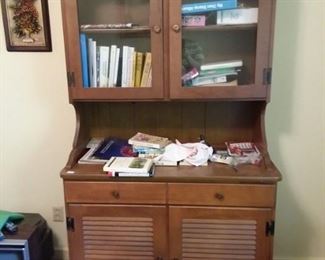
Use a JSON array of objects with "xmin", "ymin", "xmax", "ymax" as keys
[
  {"xmin": 78, "ymin": 0, "xmax": 152, "ymax": 88},
  {"xmin": 181, "ymin": 0, "xmax": 259, "ymax": 88}
]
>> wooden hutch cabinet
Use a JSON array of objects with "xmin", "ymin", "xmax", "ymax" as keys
[{"xmin": 60, "ymin": 0, "xmax": 281, "ymax": 259}]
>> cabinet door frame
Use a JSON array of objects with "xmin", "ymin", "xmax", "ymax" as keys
[
  {"xmin": 61, "ymin": 0, "xmax": 164, "ymax": 101},
  {"xmin": 169, "ymin": 206, "xmax": 274, "ymax": 260},
  {"xmin": 168, "ymin": 0, "xmax": 275, "ymax": 100},
  {"xmin": 67, "ymin": 204, "xmax": 168, "ymax": 260}
]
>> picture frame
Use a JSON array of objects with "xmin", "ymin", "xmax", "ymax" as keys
[{"xmin": 1, "ymin": 0, "xmax": 52, "ymax": 52}]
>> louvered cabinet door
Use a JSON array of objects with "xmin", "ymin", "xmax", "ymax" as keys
[
  {"xmin": 67, "ymin": 204, "xmax": 167, "ymax": 260},
  {"xmin": 169, "ymin": 206, "xmax": 273, "ymax": 260}
]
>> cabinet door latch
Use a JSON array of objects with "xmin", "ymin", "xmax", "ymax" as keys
[
  {"xmin": 265, "ymin": 220, "xmax": 275, "ymax": 236},
  {"xmin": 67, "ymin": 72, "xmax": 75, "ymax": 87},
  {"xmin": 263, "ymin": 68, "xmax": 272, "ymax": 85},
  {"xmin": 66, "ymin": 217, "xmax": 75, "ymax": 231}
]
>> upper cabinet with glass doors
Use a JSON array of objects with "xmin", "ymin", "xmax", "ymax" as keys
[
  {"xmin": 61, "ymin": 0, "xmax": 275, "ymax": 101},
  {"xmin": 61, "ymin": 0, "xmax": 164, "ymax": 101},
  {"xmin": 169, "ymin": 0, "xmax": 275, "ymax": 100}
]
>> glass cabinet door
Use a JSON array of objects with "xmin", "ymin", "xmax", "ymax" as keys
[
  {"xmin": 169, "ymin": 0, "xmax": 274, "ymax": 99},
  {"xmin": 62, "ymin": 0, "xmax": 164, "ymax": 100}
]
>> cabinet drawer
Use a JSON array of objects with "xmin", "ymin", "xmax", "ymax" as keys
[
  {"xmin": 168, "ymin": 183, "xmax": 275, "ymax": 207},
  {"xmin": 64, "ymin": 181, "xmax": 167, "ymax": 204}
]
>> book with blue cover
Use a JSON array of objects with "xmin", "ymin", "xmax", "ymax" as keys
[
  {"xmin": 182, "ymin": 0, "xmax": 237, "ymax": 14},
  {"xmin": 80, "ymin": 33, "xmax": 90, "ymax": 87},
  {"xmin": 93, "ymin": 137, "xmax": 136, "ymax": 160}
]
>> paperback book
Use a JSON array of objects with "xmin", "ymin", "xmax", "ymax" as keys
[
  {"xmin": 128, "ymin": 132, "xmax": 170, "ymax": 149},
  {"xmin": 103, "ymin": 157, "xmax": 154, "ymax": 176}
]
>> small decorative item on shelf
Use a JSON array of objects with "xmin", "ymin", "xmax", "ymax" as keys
[
  {"xmin": 80, "ymin": 23, "xmax": 140, "ymax": 30},
  {"xmin": 182, "ymin": 38, "xmax": 204, "ymax": 75},
  {"xmin": 1, "ymin": 0, "xmax": 52, "ymax": 51},
  {"xmin": 182, "ymin": 15, "xmax": 206, "ymax": 27}
]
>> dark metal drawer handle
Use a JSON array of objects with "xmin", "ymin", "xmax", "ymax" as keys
[
  {"xmin": 215, "ymin": 192, "xmax": 224, "ymax": 201},
  {"xmin": 111, "ymin": 191, "xmax": 120, "ymax": 199}
]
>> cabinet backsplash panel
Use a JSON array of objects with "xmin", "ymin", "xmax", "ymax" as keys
[{"xmin": 75, "ymin": 101, "xmax": 264, "ymax": 144}]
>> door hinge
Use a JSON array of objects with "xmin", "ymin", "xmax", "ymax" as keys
[
  {"xmin": 265, "ymin": 220, "xmax": 275, "ymax": 236},
  {"xmin": 66, "ymin": 217, "xmax": 75, "ymax": 231},
  {"xmin": 263, "ymin": 67, "xmax": 272, "ymax": 85},
  {"xmin": 67, "ymin": 72, "xmax": 75, "ymax": 87}
]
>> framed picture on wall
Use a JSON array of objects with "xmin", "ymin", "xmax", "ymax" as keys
[{"xmin": 1, "ymin": 0, "xmax": 52, "ymax": 52}]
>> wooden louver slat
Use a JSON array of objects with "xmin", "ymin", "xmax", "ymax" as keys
[
  {"xmin": 182, "ymin": 219, "xmax": 257, "ymax": 260},
  {"xmin": 82, "ymin": 216, "xmax": 155, "ymax": 260}
]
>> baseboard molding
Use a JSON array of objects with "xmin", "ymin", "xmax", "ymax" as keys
[
  {"xmin": 53, "ymin": 250, "xmax": 325, "ymax": 260},
  {"xmin": 273, "ymin": 256, "xmax": 325, "ymax": 260},
  {"xmin": 53, "ymin": 249, "xmax": 69, "ymax": 260}
]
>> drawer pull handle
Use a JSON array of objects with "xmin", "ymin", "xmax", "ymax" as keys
[
  {"xmin": 215, "ymin": 193, "xmax": 224, "ymax": 201},
  {"xmin": 111, "ymin": 191, "xmax": 120, "ymax": 199}
]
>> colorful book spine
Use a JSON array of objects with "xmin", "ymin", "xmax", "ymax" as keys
[
  {"xmin": 114, "ymin": 47, "xmax": 120, "ymax": 86},
  {"xmin": 135, "ymin": 52, "xmax": 144, "ymax": 87},
  {"xmin": 200, "ymin": 60, "xmax": 243, "ymax": 71},
  {"xmin": 89, "ymin": 39, "xmax": 97, "ymax": 87},
  {"xmin": 80, "ymin": 34, "xmax": 89, "ymax": 88},
  {"xmin": 121, "ymin": 46, "xmax": 129, "ymax": 87},
  {"xmin": 182, "ymin": 0, "xmax": 237, "ymax": 14},
  {"xmin": 140, "ymin": 52, "xmax": 152, "ymax": 87},
  {"xmin": 87, "ymin": 38, "xmax": 93, "ymax": 87},
  {"xmin": 131, "ymin": 51, "xmax": 137, "ymax": 87},
  {"xmin": 108, "ymin": 45, "xmax": 117, "ymax": 87},
  {"xmin": 99, "ymin": 46, "xmax": 109, "ymax": 87},
  {"xmin": 127, "ymin": 47, "xmax": 135, "ymax": 87}
]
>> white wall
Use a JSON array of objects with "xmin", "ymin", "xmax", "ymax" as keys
[
  {"xmin": 266, "ymin": 0, "xmax": 325, "ymax": 259},
  {"xmin": 0, "ymin": 0, "xmax": 324, "ymax": 259},
  {"xmin": 0, "ymin": 0, "xmax": 75, "ymax": 255}
]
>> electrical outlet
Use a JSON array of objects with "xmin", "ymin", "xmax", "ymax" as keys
[{"xmin": 53, "ymin": 207, "xmax": 64, "ymax": 222}]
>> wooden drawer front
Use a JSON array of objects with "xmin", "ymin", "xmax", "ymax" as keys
[
  {"xmin": 64, "ymin": 181, "xmax": 167, "ymax": 204},
  {"xmin": 168, "ymin": 183, "xmax": 275, "ymax": 207}
]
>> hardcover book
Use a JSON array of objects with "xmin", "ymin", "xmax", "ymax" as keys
[
  {"xmin": 80, "ymin": 34, "xmax": 89, "ymax": 87},
  {"xmin": 128, "ymin": 132, "xmax": 170, "ymax": 149},
  {"xmin": 103, "ymin": 157, "xmax": 154, "ymax": 174},
  {"xmin": 182, "ymin": 0, "xmax": 237, "ymax": 14},
  {"xmin": 140, "ymin": 53, "xmax": 152, "ymax": 87},
  {"xmin": 226, "ymin": 142, "xmax": 260, "ymax": 156},
  {"xmin": 200, "ymin": 59, "xmax": 243, "ymax": 71},
  {"xmin": 93, "ymin": 137, "xmax": 136, "ymax": 159}
]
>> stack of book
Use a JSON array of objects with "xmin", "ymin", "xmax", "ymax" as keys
[
  {"xmin": 103, "ymin": 157, "xmax": 154, "ymax": 177},
  {"xmin": 80, "ymin": 34, "xmax": 152, "ymax": 88},
  {"xmin": 183, "ymin": 60, "xmax": 242, "ymax": 87},
  {"xmin": 128, "ymin": 132, "xmax": 170, "ymax": 160},
  {"xmin": 226, "ymin": 141, "xmax": 262, "ymax": 165}
]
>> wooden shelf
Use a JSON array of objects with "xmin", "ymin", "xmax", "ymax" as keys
[
  {"xmin": 182, "ymin": 24, "xmax": 257, "ymax": 32},
  {"xmin": 80, "ymin": 26, "xmax": 151, "ymax": 34},
  {"xmin": 61, "ymin": 155, "xmax": 281, "ymax": 184}
]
